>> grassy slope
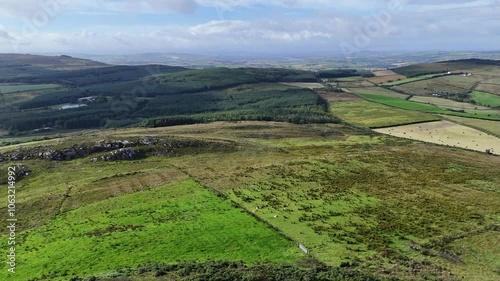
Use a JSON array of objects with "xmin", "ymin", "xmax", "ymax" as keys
[
  {"xmin": 163, "ymin": 123, "xmax": 500, "ymax": 281},
  {"xmin": 1, "ymin": 122, "xmax": 499, "ymax": 281},
  {"xmin": 0, "ymin": 176, "xmax": 301, "ymax": 281}
]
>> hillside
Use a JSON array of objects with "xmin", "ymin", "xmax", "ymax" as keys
[
  {"xmin": 0, "ymin": 55, "xmax": 500, "ymax": 281},
  {"xmin": 392, "ymin": 59, "xmax": 500, "ymax": 77},
  {"xmin": 0, "ymin": 54, "xmax": 107, "ymax": 80}
]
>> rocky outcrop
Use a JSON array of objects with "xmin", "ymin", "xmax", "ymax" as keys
[{"xmin": 0, "ymin": 137, "xmax": 237, "ymax": 162}]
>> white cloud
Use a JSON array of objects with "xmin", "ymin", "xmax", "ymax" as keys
[{"xmin": 0, "ymin": 0, "xmax": 498, "ymax": 54}]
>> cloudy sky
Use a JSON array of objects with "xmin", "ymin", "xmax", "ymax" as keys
[{"xmin": 0, "ymin": 0, "xmax": 499, "ymax": 55}]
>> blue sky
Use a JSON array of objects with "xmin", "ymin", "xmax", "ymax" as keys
[{"xmin": 0, "ymin": 0, "xmax": 499, "ymax": 55}]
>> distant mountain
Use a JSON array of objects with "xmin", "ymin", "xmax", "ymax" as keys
[{"xmin": 0, "ymin": 54, "xmax": 107, "ymax": 80}]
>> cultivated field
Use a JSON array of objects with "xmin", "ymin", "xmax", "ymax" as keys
[
  {"xmin": 374, "ymin": 120, "xmax": 500, "ymax": 155},
  {"xmin": 367, "ymin": 70, "xmax": 407, "ymax": 84},
  {"xmin": 410, "ymin": 96, "xmax": 490, "ymax": 110},
  {"xmin": 280, "ymin": 82, "xmax": 325, "ymax": 89}
]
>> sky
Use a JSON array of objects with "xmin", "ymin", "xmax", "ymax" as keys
[{"xmin": 0, "ymin": 0, "xmax": 499, "ymax": 56}]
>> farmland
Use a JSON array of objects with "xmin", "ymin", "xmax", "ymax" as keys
[
  {"xmin": 379, "ymin": 73, "xmax": 449, "ymax": 86},
  {"xmin": 476, "ymin": 83, "xmax": 500, "ymax": 95},
  {"xmin": 410, "ymin": 96, "xmax": 489, "ymax": 110},
  {"xmin": 374, "ymin": 120, "xmax": 500, "ymax": 155},
  {"xmin": 391, "ymin": 75, "xmax": 478, "ymax": 96},
  {"xmin": 0, "ymin": 176, "xmax": 302, "ymax": 280},
  {"xmin": 357, "ymin": 94, "xmax": 500, "ymax": 120},
  {"xmin": 471, "ymin": 91, "xmax": 500, "ymax": 107},
  {"xmin": 348, "ymin": 86, "xmax": 409, "ymax": 99},
  {"xmin": 367, "ymin": 70, "xmax": 406, "ymax": 84},
  {"xmin": 442, "ymin": 115, "xmax": 500, "ymax": 137},
  {"xmin": 329, "ymin": 99, "xmax": 439, "ymax": 127}
]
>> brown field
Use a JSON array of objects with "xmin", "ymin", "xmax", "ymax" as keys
[
  {"xmin": 318, "ymin": 91, "xmax": 361, "ymax": 102},
  {"xmin": 394, "ymin": 75, "xmax": 478, "ymax": 96},
  {"xmin": 374, "ymin": 120, "xmax": 500, "ymax": 155},
  {"xmin": 367, "ymin": 74, "xmax": 407, "ymax": 84},
  {"xmin": 476, "ymin": 83, "xmax": 500, "ymax": 95},
  {"xmin": 372, "ymin": 70, "xmax": 399, "ymax": 76},
  {"xmin": 280, "ymin": 82, "xmax": 324, "ymax": 89}
]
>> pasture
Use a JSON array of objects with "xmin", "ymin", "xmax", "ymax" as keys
[
  {"xmin": 394, "ymin": 75, "xmax": 478, "ymax": 96},
  {"xmin": 410, "ymin": 96, "xmax": 489, "ymax": 110},
  {"xmin": 329, "ymin": 100, "xmax": 439, "ymax": 128},
  {"xmin": 359, "ymin": 94, "xmax": 500, "ymax": 120},
  {"xmin": 374, "ymin": 120, "xmax": 500, "ymax": 155},
  {"xmin": 476, "ymin": 83, "xmax": 500, "ymax": 95},
  {"xmin": 0, "ymin": 171, "xmax": 302, "ymax": 281},
  {"xmin": 349, "ymin": 86, "xmax": 409, "ymax": 99},
  {"xmin": 471, "ymin": 91, "xmax": 500, "ymax": 107}
]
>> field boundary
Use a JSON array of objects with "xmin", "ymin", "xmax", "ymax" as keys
[
  {"xmin": 369, "ymin": 119, "xmax": 442, "ymax": 129},
  {"xmin": 167, "ymin": 163, "xmax": 313, "ymax": 259}
]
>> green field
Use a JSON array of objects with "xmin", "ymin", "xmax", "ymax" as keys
[
  {"xmin": 471, "ymin": 91, "xmax": 500, "ymax": 107},
  {"xmin": 348, "ymin": 86, "xmax": 409, "ymax": 99},
  {"xmin": 329, "ymin": 100, "xmax": 439, "ymax": 127},
  {"xmin": 359, "ymin": 94, "xmax": 500, "ymax": 121},
  {"xmin": 0, "ymin": 170, "xmax": 301, "ymax": 281},
  {"xmin": 0, "ymin": 84, "xmax": 60, "ymax": 93}
]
